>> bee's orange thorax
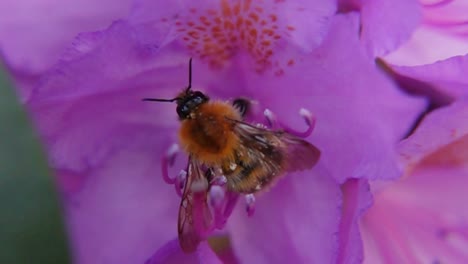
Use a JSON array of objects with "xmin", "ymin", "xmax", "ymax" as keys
[{"xmin": 179, "ymin": 101, "xmax": 241, "ymax": 165}]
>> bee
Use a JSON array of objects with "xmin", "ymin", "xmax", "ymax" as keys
[{"xmin": 143, "ymin": 59, "xmax": 320, "ymax": 253}]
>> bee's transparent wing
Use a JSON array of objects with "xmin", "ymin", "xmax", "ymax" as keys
[
  {"xmin": 178, "ymin": 157, "xmax": 212, "ymax": 253},
  {"xmin": 234, "ymin": 121, "xmax": 320, "ymax": 171}
]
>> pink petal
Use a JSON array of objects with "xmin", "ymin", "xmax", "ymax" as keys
[
  {"xmin": 384, "ymin": 25, "xmax": 468, "ymax": 66},
  {"xmin": 227, "ymin": 165, "xmax": 342, "ymax": 264},
  {"xmin": 389, "ymin": 54, "xmax": 468, "ymax": 104},
  {"xmin": 337, "ymin": 179, "xmax": 373, "ymax": 264},
  {"xmin": 64, "ymin": 142, "xmax": 180, "ymax": 264},
  {"xmin": 384, "ymin": 1, "xmax": 468, "ymax": 66},
  {"xmin": 0, "ymin": 0, "xmax": 132, "ymax": 98},
  {"xmin": 239, "ymin": 13, "xmax": 426, "ymax": 183},
  {"xmin": 339, "ymin": 0, "xmax": 422, "ymax": 57},
  {"xmin": 399, "ymin": 99, "xmax": 468, "ymax": 170},
  {"xmin": 145, "ymin": 239, "xmax": 222, "ymax": 264},
  {"xmin": 129, "ymin": 0, "xmax": 336, "ymax": 71},
  {"xmin": 361, "ymin": 99, "xmax": 468, "ymax": 263}
]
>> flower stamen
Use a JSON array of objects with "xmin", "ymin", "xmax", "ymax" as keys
[
  {"xmin": 264, "ymin": 108, "xmax": 316, "ymax": 138},
  {"xmin": 161, "ymin": 143, "xmax": 179, "ymax": 184},
  {"xmin": 245, "ymin": 193, "xmax": 256, "ymax": 217}
]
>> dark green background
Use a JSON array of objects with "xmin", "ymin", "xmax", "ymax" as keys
[{"xmin": 0, "ymin": 68, "xmax": 70, "ymax": 263}]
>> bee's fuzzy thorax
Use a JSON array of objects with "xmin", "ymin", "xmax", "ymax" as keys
[{"xmin": 179, "ymin": 101, "xmax": 241, "ymax": 165}]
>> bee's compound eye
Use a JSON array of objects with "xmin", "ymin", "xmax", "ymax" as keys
[{"xmin": 177, "ymin": 104, "xmax": 190, "ymax": 118}]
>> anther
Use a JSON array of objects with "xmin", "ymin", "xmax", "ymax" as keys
[
  {"xmin": 245, "ymin": 194, "xmax": 256, "ymax": 217},
  {"xmin": 209, "ymin": 185, "xmax": 225, "ymax": 209},
  {"xmin": 209, "ymin": 186, "xmax": 228, "ymax": 229},
  {"xmin": 161, "ymin": 144, "xmax": 179, "ymax": 184},
  {"xmin": 263, "ymin": 108, "xmax": 277, "ymax": 128},
  {"xmin": 174, "ymin": 170, "xmax": 187, "ymax": 197},
  {"xmin": 280, "ymin": 108, "xmax": 316, "ymax": 138},
  {"xmin": 210, "ymin": 175, "xmax": 228, "ymax": 186}
]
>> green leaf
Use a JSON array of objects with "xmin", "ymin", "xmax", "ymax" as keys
[{"xmin": 0, "ymin": 68, "xmax": 71, "ymax": 263}]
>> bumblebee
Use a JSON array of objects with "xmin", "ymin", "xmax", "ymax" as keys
[{"xmin": 143, "ymin": 59, "xmax": 320, "ymax": 252}]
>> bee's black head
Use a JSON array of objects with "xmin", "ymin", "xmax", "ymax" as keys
[
  {"xmin": 175, "ymin": 90, "xmax": 209, "ymax": 119},
  {"xmin": 142, "ymin": 58, "xmax": 209, "ymax": 120}
]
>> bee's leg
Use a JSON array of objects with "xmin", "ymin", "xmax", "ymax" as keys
[
  {"xmin": 161, "ymin": 143, "xmax": 179, "ymax": 184},
  {"xmin": 233, "ymin": 98, "xmax": 250, "ymax": 118},
  {"xmin": 245, "ymin": 193, "xmax": 256, "ymax": 217}
]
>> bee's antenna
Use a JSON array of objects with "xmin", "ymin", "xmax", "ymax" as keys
[
  {"xmin": 142, "ymin": 58, "xmax": 193, "ymax": 102},
  {"xmin": 184, "ymin": 58, "xmax": 193, "ymax": 93},
  {"xmin": 142, "ymin": 97, "xmax": 179, "ymax": 102}
]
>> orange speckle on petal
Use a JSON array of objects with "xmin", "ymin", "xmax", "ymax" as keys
[
  {"xmin": 221, "ymin": 0, "xmax": 232, "ymax": 17},
  {"xmin": 224, "ymin": 21, "xmax": 234, "ymax": 30},
  {"xmin": 261, "ymin": 40, "xmax": 271, "ymax": 46},
  {"xmin": 233, "ymin": 3, "xmax": 241, "ymax": 15},
  {"xmin": 236, "ymin": 17, "xmax": 244, "ymax": 28},
  {"xmin": 287, "ymin": 25, "xmax": 295, "ymax": 31},
  {"xmin": 269, "ymin": 14, "xmax": 278, "ymax": 22},
  {"xmin": 188, "ymin": 31, "xmax": 200, "ymax": 39},
  {"xmin": 249, "ymin": 12, "xmax": 259, "ymax": 22},
  {"xmin": 243, "ymin": 0, "xmax": 252, "ymax": 11},
  {"xmin": 287, "ymin": 59, "xmax": 295, "ymax": 66},
  {"xmin": 249, "ymin": 29, "xmax": 258, "ymax": 38},
  {"xmin": 187, "ymin": 21, "xmax": 195, "ymax": 27},
  {"xmin": 262, "ymin": 29, "xmax": 274, "ymax": 36}
]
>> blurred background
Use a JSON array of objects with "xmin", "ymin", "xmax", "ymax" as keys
[{"xmin": 0, "ymin": 67, "xmax": 70, "ymax": 263}]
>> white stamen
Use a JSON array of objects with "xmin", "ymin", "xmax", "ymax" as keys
[
  {"xmin": 166, "ymin": 143, "xmax": 179, "ymax": 157},
  {"xmin": 209, "ymin": 185, "xmax": 225, "ymax": 208},
  {"xmin": 299, "ymin": 108, "xmax": 312, "ymax": 119}
]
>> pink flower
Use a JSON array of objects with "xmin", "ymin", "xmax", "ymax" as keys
[
  {"xmin": 1, "ymin": 0, "xmax": 427, "ymax": 263},
  {"xmin": 361, "ymin": 99, "xmax": 468, "ymax": 263},
  {"xmin": 385, "ymin": 0, "xmax": 468, "ymax": 66}
]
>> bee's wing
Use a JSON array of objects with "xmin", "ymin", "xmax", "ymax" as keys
[
  {"xmin": 279, "ymin": 131, "xmax": 321, "ymax": 171},
  {"xmin": 178, "ymin": 157, "xmax": 212, "ymax": 253},
  {"xmin": 234, "ymin": 120, "xmax": 320, "ymax": 176}
]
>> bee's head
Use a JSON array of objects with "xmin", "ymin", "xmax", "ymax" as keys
[
  {"xmin": 175, "ymin": 90, "xmax": 209, "ymax": 119},
  {"xmin": 142, "ymin": 58, "xmax": 209, "ymax": 120}
]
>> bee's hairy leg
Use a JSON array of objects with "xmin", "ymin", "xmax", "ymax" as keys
[
  {"xmin": 162, "ymin": 143, "xmax": 179, "ymax": 184},
  {"xmin": 233, "ymin": 98, "xmax": 250, "ymax": 118},
  {"xmin": 245, "ymin": 193, "xmax": 256, "ymax": 217}
]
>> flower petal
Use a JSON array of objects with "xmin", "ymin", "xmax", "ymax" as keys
[
  {"xmin": 337, "ymin": 179, "xmax": 373, "ymax": 264},
  {"xmin": 387, "ymin": 55, "xmax": 468, "ymax": 105},
  {"xmin": 239, "ymin": 13, "xmax": 426, "ymax": 183},
  {"xmin": 64, "ymin": 144, "xmax": 180, "ymax": 264},
  {"xmin": 398, "ymin": 98, "xmax": 468, "ymax": 170},
  {"xmin": 339, "ymin": 0, "xmax": 421, "ymax": 57},
  {"xmin": 0, "ymin": 0, "xmax": 132, "ymax": 98},
  {"xmin": 361, "ymin": 99, "xmax": 468, "ymax": 263},
  {"xmin": 145, "ymin": 239, "xmax": 222, "ymax": 264},
  {"xmin": 129, "ymin": 0, "xmax": 336, "ymax": 71},
  {"xmin": 227, "ymin": 165, "xmax": 341, "ymax": 264}
]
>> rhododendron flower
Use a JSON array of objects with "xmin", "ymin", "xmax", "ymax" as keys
[
  {"xmin": 361, "ymin": 99, "xmax": 468, "ymax": 264},
  {"xmin": 1, "ymin": 0, "xmax": 434, "ymax": 263},
  {"xmin": 385, "ymin": 0, "xmax": 468, "ymax": 66}
]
